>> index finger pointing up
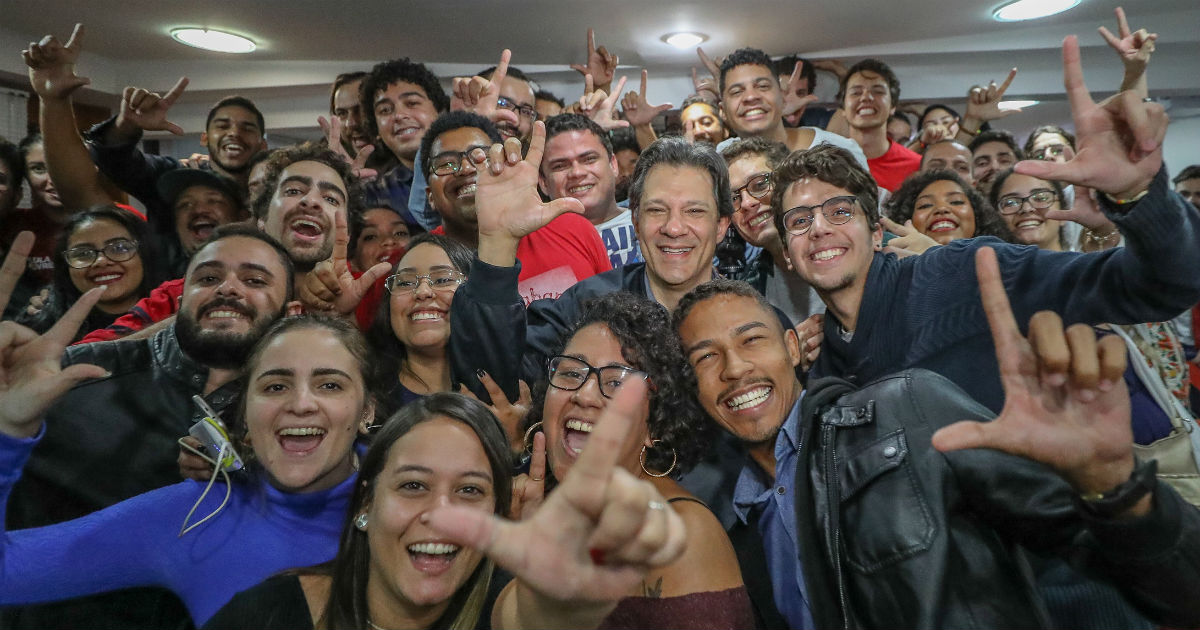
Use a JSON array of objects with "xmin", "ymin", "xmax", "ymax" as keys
[
  {"xmin": 1061, "ymin": 36, "xmax": 1095, "ymax": 118},
  {"xmin": 975, "ymin": 247, "xmax": 1023, "ymax": 376},
  {"xmin": 493, "ymin": 49, "xmax": 511, "ymax": 88}
]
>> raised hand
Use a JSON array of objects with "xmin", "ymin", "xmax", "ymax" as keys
[
  {"xmin": 781, "ymin": 60, "xmax": 819, "ymax": 118},
  {"xmin": 880, "ymin": 216, "xmax": 939, "ymax": 256},
  {"xmin": 458, "ymin": 371, "xmax": 532, "ymax": 452},
  {"xmin": 810, "ymin": 58, "xmax": 848, "ymax": 80},
  {"xmin": 579, "ymin": 74, "xmax": 629, "ymax": 131},
  {"xmin": 1098, "ymin": 7, "xmax": 1156, "ymax": 95},
  {"xmin": 932, "ymin": 248, "xmax": 1141, "ymax": 506},
  {"xmin": 962, "ymin": 68, "xmax": 1019, "ymax": 133},
  {"xmin": 1014, "ymin": 36, "xmax": 1164, "ymax": 199},
  {"xmin": 570, "ymin": 29, "xmax": 618, "ymax": 93},
  {"xmin": 302, "ymin": 207, "xmax": 391, "ymax": 315},
  {"xmin": 620, "ymin": 70, "xmax": 672, "ymax": 128},
  {"xmin": 451, "ymin": 49, "xmax": 520, "ymax": 131},
  {"xmin": 696, "ymin": 47, "xmax": 722, "ymax": 84},
  {"xmin": 510, "ymin": 430, "xmax": 547, "ymax": 520},
  {"xmin": 116, "ymin": 76, "xmax": 190, "ymax": 136},
  {"xmin": 474, "ymin": 122, "xmax": 585, "ymax": 267},
  {"xmin": 0, "ymin": 232, "xmax": 108, "ymax": 438},
  {"xmin": 424, "ymin": 380, "xmax": 686, "ymax": 612},
  {"xmin": 22, "ymin": 23, "xmax": 89, "ymax": 100},
  {"xmin": 794, "ymin": 313, "xmax": 824, "ymax": 372},
  {"xmin": 317, "ymin": 115, "xmax": 378, "ymax": 183},
  {"xmin": 690, "ymin": 67, "xmax": 718, "ymax": 100}
]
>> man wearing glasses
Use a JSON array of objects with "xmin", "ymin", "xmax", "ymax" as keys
[
  {"xmin": 475, "ymin": 65, "xmax": 539, "ymax": 147},
  {"xmin": 722, "ymin": 137, "xmax": 825, "ymax": 327}
]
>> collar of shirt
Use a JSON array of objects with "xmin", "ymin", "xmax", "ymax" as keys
[{"xmin": 732, "ymin": 394, "xmax": 803, "ymax": 524}]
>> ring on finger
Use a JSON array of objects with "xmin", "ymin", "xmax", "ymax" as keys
[{"xmin": 648, "ymin": 500, "xmax": 666, "ymax": 511}]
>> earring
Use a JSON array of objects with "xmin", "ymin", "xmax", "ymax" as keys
[
  {"xmin": 354, "ymin": 513, "xmax": 368, "ymax": 531},
  {"xmin": 523, "ymin": 422, "xmax": 543, "ymax": 456},
  {"xmin": 639, "ymin": 440, "xmax": 677, "ymax": 478}
]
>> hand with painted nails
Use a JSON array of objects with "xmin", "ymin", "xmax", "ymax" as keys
[
  {"xmin": 459, "ymin": 371, "xmax": 531, "ymax": 452},
  {"xmin": 932, "ymin": 247, "xmax": 1141, "ymax": 511},
  {"xmin": 510, "ymin": 430, "xmax": 547, "ymax": 520}
]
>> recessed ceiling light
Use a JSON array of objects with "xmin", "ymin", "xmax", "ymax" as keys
[
  {"xmin": 992, "ymin": 0, "xmax": 1080, "ymax": 22},
  {"xmin": 170, "ymin": 28, "xmax": 256, "ymax": 53},
  {"xmin": 999, "ymin": 99, "xmax": 1039, "ymax": 110},
  {"xmin": 662, "ymin": 32, "xmax": 708, "ymax": 49}
]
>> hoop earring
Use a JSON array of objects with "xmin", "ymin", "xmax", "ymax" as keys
[
  {"xmin": 523, "ymin": 422, "xmax": 543, "ymax": 456},
  {"xmin": 639, "ymin": 440, "xmax": 677, "ymax": 478}
]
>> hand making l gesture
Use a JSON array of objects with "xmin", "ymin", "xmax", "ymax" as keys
[{"xmin": 22, "ymin": 23, "xmax": 90, "ymax": 101}]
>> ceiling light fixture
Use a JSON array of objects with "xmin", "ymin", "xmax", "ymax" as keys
[
  {"xmin": 170, "ymin": 28, "xmax": 257, "ymax": 53},
  {"xmin": 992, "ymin": 0, "xmax": 1080, "ymax": 22},
  {"xmin": 999, "ymin": 99, "xmax": 1039, "ymax": 110},
  {"xmin": 662, "ymin": 32, "xmax": 708, "ymax": 49}
]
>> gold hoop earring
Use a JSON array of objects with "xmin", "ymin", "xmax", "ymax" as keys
[
  {"xmin": 523, "ymin": 422, "xmax": 543, "ymax": 456},
  {"xmin": 639, "ymin": 440, "xmax": 677, "ymax": 478}
]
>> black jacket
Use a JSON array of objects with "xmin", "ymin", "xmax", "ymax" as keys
[{"xmin": 788, "ymin": 370, "xmax": 1200, "ymax": 629}]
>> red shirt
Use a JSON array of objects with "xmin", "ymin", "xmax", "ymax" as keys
[
  {"xmin": 867, "ymin": 141, "xmax": 922, "ymax": 192},
  {"xmin": 75, "ymin": 278, "xmax": 184, "ymax": 344},
  {"xmin": 0, "ymin": 208, "xmax": 62, "ymax": 287}
]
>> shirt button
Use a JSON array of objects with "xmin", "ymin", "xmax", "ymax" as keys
[
  {"xmin": 883, "ymin": 445, "xmax": 898, "ymax": 458},
  {"xmin": 777, "ymin": 486, "xmax": 786, "ymax": 495}
]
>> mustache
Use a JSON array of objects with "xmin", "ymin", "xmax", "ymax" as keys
[
  {"xmin": 717, "ymin": 377, "xmax": 774, "ymax": 406},
  {"xmin": 198, "ymin": 296, "xmax": 256, "ymax": 320}
]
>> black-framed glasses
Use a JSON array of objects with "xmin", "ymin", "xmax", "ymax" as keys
[
  {"xmin": 547, "ymin": 355, "xmax": 650, "ymax": 399},
  {"xmin": 997, "ymin": 189, "xmax": 1057, "ymax": 215},
  {"xmin": 780, "ymin": 196, "xmax": 858, "ymax": 236},
  {"xmin": 63, "ymin": 239, "xmax": 139, "ymax": 269},
  {"xmin": 384, "ymin": 269, "xmax": 464, "ymax": 294},
  {"xmin": 496, "ymin": 96, "xmax": 538, "ymax": 121},
  {"xmin": 429, "ymin": 146, "xmax": 489, "ymax": 177},
  {"xmin": 1031, "ymin": 144, "xmax": 1067, "ymax": 161},
  {"xmin": 731, "ymin": 173, "xmax": 772, "ymax": 206}
]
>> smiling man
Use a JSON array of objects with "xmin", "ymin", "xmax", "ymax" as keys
[
  {"xmin": 837, "ymin": 59, "xmax": 921, "ymax": 192},
  {"xmin": 6, "ymin": 223, "xmax": 298, "ymax": 628}
]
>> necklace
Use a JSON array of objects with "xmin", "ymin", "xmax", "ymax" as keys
[{"xmin": 366, "ymin": 619, "xmax": 398, "ymax": 630}]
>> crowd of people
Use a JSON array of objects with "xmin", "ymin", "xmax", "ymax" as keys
[{"xmin": 1, "ymin": 8, "xmax": 1199, "ymax": 630}]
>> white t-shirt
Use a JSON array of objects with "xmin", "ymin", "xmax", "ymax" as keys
[{"xmin": 595, "ymin": 209, "xmax": 643, "ymax": 268}]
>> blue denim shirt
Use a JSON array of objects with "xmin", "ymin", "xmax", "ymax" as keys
[{"xmin": 732, "ymin": 397, "xmax": 814, "ymax": 629}]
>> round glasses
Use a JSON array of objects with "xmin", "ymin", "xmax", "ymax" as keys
[
  {"xmin": 731, "ymin": 173, "xmax": 772, "ymax": 206},
  {"xmin": 780, "ymin": 196, "xmax": 858, "ymax": 236},
  {"xmin": 63, "ymin": 239, "xmax": 139, "ymax": 269},
  {"xmin": 429, "ymin": 146, "xmax": 489, "ymax": 177},
  {"xmin": 384, "ymin": 269, "xmax": 464, "ymax": 294},
  {"xmin": 547, "ymin": 355, "xmax": 649, "ymax": 399},
  {"xmin": 997, "ymin": 189, "xmax": 1057, "ymax": 215}
]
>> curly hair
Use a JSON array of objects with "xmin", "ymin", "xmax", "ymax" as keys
[
  {"xmin": 249, "ymin": 142, "xmax": 364, "ymax": 222},
  {"xmin": 719, "ymin": 47, "xmax": 775, "ymax": 94},
  {"xmin": 886, "ymin": 169, "xmax": 1014, "ymax": 242},
  {"xmin": 770, "ymin": 143, "xmax": 880, "ymax": 242},
  {"xmin": 525, "ymin": 291, "xmax": 712, "ymax": 478},
  {"xmin": 359, "ymin": 58, "xmax": 449, "ymax": 144},
  {"xmin": 968, "ymin": 129, "xmax": 1024, "ymax": 159},
  {"xmin": 837, "ymin": 59, "xmax": 901, "ymax": 106}
]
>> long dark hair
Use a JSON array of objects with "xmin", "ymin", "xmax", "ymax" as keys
[
  {"xmin": 16, "ymin": 205, "xmax": 162, "ymax": 339},
  {"xmin": 320, "ymin": 393, "xmax": 513, "ymax": 630}
]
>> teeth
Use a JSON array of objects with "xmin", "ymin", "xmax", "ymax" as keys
[
  {"xmin": 929, "ymin": 220, "xmax": 957, "ymax": 231},
  {"xmin": 565, "ymin": 419, "xmax": 594, "ymax": 433},
  {"xmin": 811, "ymin": 248, "xmax": 846, "ymax": 261},
  {"xmin": 206, "ymin": 310, "xmax": 245, "ymax": 319},
  {"xmin": 858, "ymin": 108, "xmax": 877, "ymax": 115},
  {"xmin": 92, "ymin": 274, "xmax": 121, "ymax": 283},
  {"xmin": 456, "ymin": 183, "xmax": 476, "ymax": 198},
  {"xmin": 293, "ymin": 219, "xmax": 321, "ymax": 230},
  {"xmin": 1017, "ymin": 220, "xmax": 1041, "ymax": 229},
  {"xmin": 660, "ymin": 247, "xmax": 691, "ymax": 255},
  {"xmin": 408, "ymin": 542, "xmax": 460, "ymax": 555},
  {"xmin": 743, "ymin": 108, "xmax": 766, "ymax": 117},
  {"xmin": 750, "ymin": 212, "xmax": 772, "ymax": 227},
  {"xmin": 726, "ymin": 387, "xmax": 771, "ymax": 410},
  {"xmin": 410, "ymin": 312, "xmax": 443, "ymax": 321},
  {"xmin": 278, "ymin": 427, "xmax": 326, "ymax": 436},
  {"xmin": 568, "ymin": 184, "xmax": 594, "ymax": 195}
]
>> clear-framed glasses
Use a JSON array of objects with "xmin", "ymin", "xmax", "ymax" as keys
[
  {"xmin": 63, "ymin": 239, "xmax": 139, "ymax": 268},
  {"xmin": 547, "ymin": 355, "xmax": 650, "ymax": 399},
  {"xmin": 731, "ymin": 173, "xmax": 772, "ymax": 206},
  {"xmin": 1031, "ymin": 144, "xmax": 1067, "ymax": 161},
  {"xmin": 496, "ymin": 96, "xmax": 538, "ymax": 121},
  {"xmin": 780, "ymin": 196, "xmax": 858, "ymax": 236},
  {"xmin": 997, "ymin": 189, "xmax": 1057, "ymax": 215},
  {"xmin": 384, "ymin": 269, "xmax": 464, "ymax": 294},
  {"xmin": 429, "ymin": 146, "xmax": 489, "ymax": 177}
]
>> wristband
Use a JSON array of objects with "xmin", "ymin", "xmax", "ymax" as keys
[
  {"xmin": 1102, "ymin": 189, "xmax": 1150, "ymax": 206},
  {"xmin": 1076, "ymin": 458, "xmax": 1156, "ymax": 518}
]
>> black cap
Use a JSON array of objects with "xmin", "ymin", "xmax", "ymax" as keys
[{"xmin": 156, "ymin": 168, "xmax": 244, "ymax": 211}]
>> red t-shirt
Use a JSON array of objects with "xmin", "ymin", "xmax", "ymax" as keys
[
  {"xmin": 75, "ymin": 278, "xmax": 184, "ymax": 344},
  {"xmin": 867, "ymin": 141, "xmax": 922, "ymax": 193},
  {"xmin": 0, "ymin": 208, "xmax": 62, "ymax": 287}
]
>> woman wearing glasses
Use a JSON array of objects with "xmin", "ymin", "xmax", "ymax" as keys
[
  {"xmin": 16, "ymin": 205, "xmax": 163, "ymax": 340},
  {"xmin": 366, "ymin": 233, "xmax": 473, "ymax": 415},
  {"xmin": 521, "ymin": 291, "xmax": 754, "ymax": 629}
]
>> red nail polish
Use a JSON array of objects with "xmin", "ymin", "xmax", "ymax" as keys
[{"xmin": 589, "ymin": 548, "xmax": 606, "ymax": 565}]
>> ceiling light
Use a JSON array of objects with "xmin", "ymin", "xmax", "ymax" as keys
[
  {"xmin": 992, "ymin": 0, "xmax": 1080, "ymax": 22},
  {"xmin": 662, "ymin": 32, "xmax": 707, "ymax": 49},
  {"xmin": 999, "ymin": 100, "xmax": 1039, "ymax": 110},
  {"xmin": 170, "ymin": 28, "xmax": 257, "ymax": 53}
]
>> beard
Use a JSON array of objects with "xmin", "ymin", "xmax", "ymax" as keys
[{"xmin": 176, "ymin": 297, "xmax": 283, "ymax": 369}]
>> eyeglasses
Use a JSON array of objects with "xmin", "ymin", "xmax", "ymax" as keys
[
  {"xmin": 63, "ymin": 239, "xmax": 139, "ymax": 268},
  {"xmin": 384, "ymin": 269, "xmax": 464, "ymax": 294},
  {"xmin": 731, "ymin": 173, "xmax": 772, "ymax": 206},
  {"xmin": 780, "ymin": 196, "xmax": 858, "ymax": 236},
  {"xmin": 429, "ymin": 146, "xmax": 489, "ymax": 177},
  {"xmin": 997, "ymin": 189, "xmax": 1057, "ymax": 215},
  {"xmin": 1031, "ymin": 144, "xmax": 1067, "ymax": 161},
  {"xmin": 547, "ymin": 355, "xmax": 650, "ymax": 399},
  {"xmin": 496, "ymin": 96, "xmax": 538, "ymax": 121}
]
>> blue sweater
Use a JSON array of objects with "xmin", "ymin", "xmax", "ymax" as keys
[{"xmin": 0, "ymin": 429, "xmax": 352, "ymax": 626}]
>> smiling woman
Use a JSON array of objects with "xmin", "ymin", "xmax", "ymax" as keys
[{"xmin": 0, "ymin": 315, "xmax": 378, "ymax": 626}]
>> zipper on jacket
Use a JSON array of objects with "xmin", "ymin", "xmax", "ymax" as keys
[{"xmin": 822, "ymin": 422, "xmax": 851, "ymax": 630}]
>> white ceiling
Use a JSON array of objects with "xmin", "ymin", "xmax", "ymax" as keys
[{"xmin": 0, "ymin": 0, "xmax": 1197, "ymax": 143}]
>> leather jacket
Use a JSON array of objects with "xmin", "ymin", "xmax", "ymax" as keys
[{"xmin": 792, "ymin": 370, "xmax": 1200, "ymax": 629}]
